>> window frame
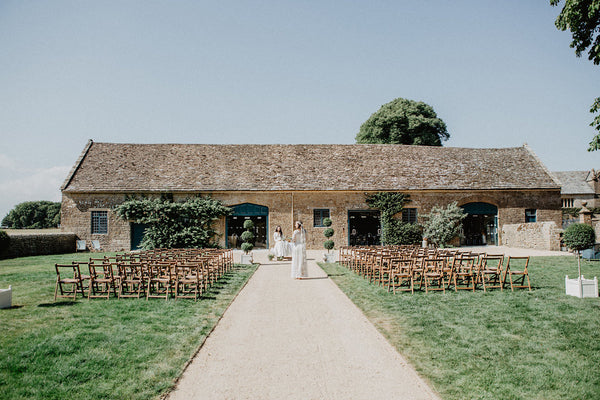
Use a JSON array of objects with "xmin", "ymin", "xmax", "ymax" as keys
[
  {"xmin": 402, "ymin": 208, "xmax": 418, "ymax": 224},
  {"xmin": 91, "ymin": 210, "xmax": 109, "ymax": 234},
  {"xmin": 525, "ymin": 209, "xmax": 537, "ymax": 223},
  {"xmin": 313, "ymin": 209, "xmax": 330, "ymax": 227}
]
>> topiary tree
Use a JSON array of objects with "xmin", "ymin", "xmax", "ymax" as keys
[
  {"xmin": 323, "ymin": 217, "xmax": 334, "ymax": 253},
  {"xmin": 240, "ymin": 219, "xmax": 255, "ymax": 254},
  {"xmin": 563, "ymin": 223, "xmax": 596, "ymax": 291},
  {"xmin": 422, "ymin": 202, "xmax": 467, "ymax": 248}
]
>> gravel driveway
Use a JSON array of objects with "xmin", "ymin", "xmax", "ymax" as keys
[{"xmin": 167, "ymin": 250, "xmax": 440, "ymax": 400}]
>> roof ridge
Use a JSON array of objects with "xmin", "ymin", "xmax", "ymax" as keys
[
  {"xmin": 60, "ymin": 139, "xmax": 94, "ymax": 191},
  {"xmin": 523, "ymin": 143, "xmax": 561, "ymax": 187}
]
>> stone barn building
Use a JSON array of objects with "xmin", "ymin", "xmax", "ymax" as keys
[{"xmin": 60, "ymin": 140, "xmax": 562, "ymax": 251}]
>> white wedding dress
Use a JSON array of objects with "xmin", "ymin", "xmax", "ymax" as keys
[
  {"xmin": 290, "ymin": 228, "xmax": 307, "ymax": 278},
  {"xmin": 273, "ymin": 232, "xmax": 290, "ymax": 258}
]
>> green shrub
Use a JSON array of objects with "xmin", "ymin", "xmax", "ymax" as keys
[
  {"xmin": 422, "ymin": 202, "xmax": 466, "ymax": 247},
  {"xmin": 241, "ymin": 219, "xmax": 255, "ymax": 254},
  {"xmin": 322, "ymin": 218, "xmax": 334, "ymax": 252},
  {"xmin": 241, "ymin": 242, "xmax": 254, "ymax": 253},
  {"xmin": 240, "ymin": 230, "xmax": 254, "ymax": 243},
  {"xmin": 114, "ymin": 196, "xmax": 231, "ymax": 249},
  {"xmin": 563, "ymin": 223, "xmax": 596, "ymax": 251},
  {"xmin": 385, "ymin": 220, "xmax": 422, "ymax": 245}
]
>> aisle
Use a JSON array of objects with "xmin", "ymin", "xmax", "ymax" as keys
[{"xmin": 167, "ymin": 251, "xmax": 440, "ymax": 400}]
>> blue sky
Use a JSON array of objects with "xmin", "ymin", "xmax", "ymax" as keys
[{"xmin": 0, "ymin": 1, "xmax": 598, "ymax": 220}]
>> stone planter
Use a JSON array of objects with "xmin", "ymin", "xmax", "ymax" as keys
[
  {"xmin": 0, "ymin": 286, "xmax": 12, "ymax": 309},
  {"xmin": 323, "ymin": 253, "xmax": 336, "ymax": 263},
  {"xmin": 240, "ymin": 254, "xmax": 253, "ymax": 265},
  {"xmin": 565, "ymin": 275, "xmax": 598, "ymax": 298}
]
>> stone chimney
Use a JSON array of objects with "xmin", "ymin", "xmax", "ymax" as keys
[{"xmin": 580, "ymin": 201, "xmax": 593, "ymax": 226}]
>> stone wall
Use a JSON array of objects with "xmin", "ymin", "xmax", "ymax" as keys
[
  {"xmin": 61, "ymin": 188, "xmax": 562, "ymax": 251},
  {"xmin": 501, "ymin": 221, "xmax": 562, "ymax": 251},
  {"xmin": 0, "ymin": 232, "xmax": 78, "ymax": 259}
]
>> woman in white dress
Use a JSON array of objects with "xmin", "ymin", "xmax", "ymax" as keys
[
  {"xmin": 272, "ymin": 226, "xmax": 287, "ymax": 259},
  {"xmin": 290, "ymin": 221, "xmax": 308, "ymax": 279}
]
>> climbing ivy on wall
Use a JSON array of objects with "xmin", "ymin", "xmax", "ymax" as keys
[
  {"xmin": 114, "ymin": 196, "xmax": 231, "ymax": 249},
  {"xmin": 365, "ymin": 192, "xmax": 422, "ymax": 245}
]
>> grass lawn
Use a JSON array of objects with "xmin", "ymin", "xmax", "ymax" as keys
[
  {"xmin": 320, "ymin": 257, "xmax": 600, "ymax": 400},
  {"xmin": 0, "ymin": 252, "xmax": 257, "ymax": 400}
]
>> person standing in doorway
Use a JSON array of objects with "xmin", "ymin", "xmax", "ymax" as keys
[{"xmin": 291, "ymin": 221, "xmax": 307, "ymax": 279}]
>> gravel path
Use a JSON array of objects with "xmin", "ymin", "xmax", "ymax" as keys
[{"xmin": 167, "ymin": 251, "xmax": 440, "ymax": 400}]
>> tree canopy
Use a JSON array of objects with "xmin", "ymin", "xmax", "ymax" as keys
[
  {"xmin": 356, "ymin": 98, "xmax": 449, "ymax": 146},
  {"xmin": 1, "ymin": 201, "xmax": 61, "ymax": 229},
  {"xmin": 551, "ymin": 0, "xmax": 600, "ymax": 151}
]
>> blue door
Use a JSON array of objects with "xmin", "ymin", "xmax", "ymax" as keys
[{"xmin": 131, "ymin": 223, "xmax": 149, "ymax": 250}]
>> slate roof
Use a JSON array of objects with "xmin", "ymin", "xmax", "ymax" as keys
[
  {"xmin": 61, "ymin": 141, "xmax": 560, "ymax": 193},
  {"xmin": 552, "ymin": 171, "xmax": 595, "ymax": 195}
]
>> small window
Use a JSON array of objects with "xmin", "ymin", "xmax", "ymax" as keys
[
  {"xmin": 313, "ymin": 209, "xmax": 330, "ymax": 227},
  {"xmin": 402, "ymin": 208, "xmax": 418, "ymax": 224},
  {"xmin": 525, "ymin": 209, "xmax": 537, "ymax": 223},
  {"xmin": 91, "ymin": 211, "xmax": 108, "ymax": 234},
  {"xmin": 562, "ymin": 198, "xmax": 574, "ymax": 208}
]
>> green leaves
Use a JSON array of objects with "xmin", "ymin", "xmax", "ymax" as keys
[
  {"xmin": 563, "ymin": 223, "xmax": 596, "ymax": 251},
  {"xmin": 114, "ymin": 197, "xmax": 231, "ymax": 249},
  {"xmin": 552, "ymin": 0, "xmax": 600, "ymax": 65},
  {"xmin": 588, "ymin": 97, "xmax": 600, "ymax": 151},
  {"xmin": 1, "ymin": 201, "xmax": 61, "ymax": 229},
  {"xmin": 422, "ymin": 202, "xmax": 467, "ymax": 247},
  {"xmin": 356, "ymin": 98, "xmax": 449, "ymax": 146}
]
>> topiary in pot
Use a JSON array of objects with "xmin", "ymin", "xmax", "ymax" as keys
[
  {"xmin": 241, "ymin": 220, "xmax": 255, "ymax": 254},
  {"xmin": 563, "ymin": 223, "xmax": 596, "ymax": 294},
  {"xmin": 322, "ymin": 218, "xmax": 335, "ymax": 262}
]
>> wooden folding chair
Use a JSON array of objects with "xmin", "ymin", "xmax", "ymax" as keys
[
  {"xmin": 174, "ymin": 263, "xmax": 204, "ymax": 301},
  {"xmin": 477, "ymin": 255, "xmax": 504, "ymax": 292},
  {"xmin": 423, "ymin": 258, "xmax": 446, "ymax": 293},
  {"xmin": 451, "ymin": 256, "xmax": 477, "ymax": 291},
  {"xmin": 390, "ymin": 259, "xmax": 414, "ymax": 294},
  {"xmin": 54, "ymin": 264, "xmax": 85, "ymax": 301},
  {"xmin": 88, "ymin": 262, "xmax": 118, "ymax": 299},
  {"xmin": 504, "ymin": 256, "xmax": 531, "ymax": 291},
  {"xmin": 118, "ymin": 262, "xmax": 146, "ymax": 298},
  {"xmin": 146, "ymin": 263, "xmax": 172, "ymax": 300}
]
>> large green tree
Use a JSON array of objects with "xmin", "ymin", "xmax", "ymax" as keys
[
  {"xmin": 551, "ymin": 0, "xmax": 600, "ymax": 150},
  {"xmin": 356, "ymin": 98, "xmax": 449, "ymax": 146},
  {"xmin": 1, "ymin": 201, "xmax": 61, "ymax": 229}
]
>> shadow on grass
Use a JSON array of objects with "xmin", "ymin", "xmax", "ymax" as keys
[
  {"xmin": 1, "ymin": 305, "xmax": 24, "ymax": 310},
  {"xmin": 38, "ymin": 301, "xmax": 77, "ymax": 308}
]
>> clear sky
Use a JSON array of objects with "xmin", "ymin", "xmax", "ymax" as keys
[{"xmin": 0, "ymin": 1, "xmax": 598, "ymax": 221}]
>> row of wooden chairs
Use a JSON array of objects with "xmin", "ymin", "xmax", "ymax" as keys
[
  {"xmin": 338, "ymin": 245, "xmax": 531, "ymax": 294},
  {"xmin": 54, "ymin": 248, "xmax": 233, "ymax": 301}
]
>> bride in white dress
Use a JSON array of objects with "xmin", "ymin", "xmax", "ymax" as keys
[
  {"xmin": 291, "ymin": 221, "xmax": 308, "ymax": 279},
  {"xmin": 272, "ymin": 226, "xmax": 290, "ymax": 259}
]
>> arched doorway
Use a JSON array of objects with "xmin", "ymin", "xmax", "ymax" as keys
[
  {"xmin": 461, "ymin": 202, "xmax": 498, "ymax": 246},
  {"xmin": 226, "ymin": 203, "xmax": 269, "ymax": 249}
]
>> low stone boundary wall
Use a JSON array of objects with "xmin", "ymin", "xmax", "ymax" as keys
[
  {"xmin": 0, "ymin": 232, "xmax": 77, "ymax": 259},
  {"xmin": 501, "ymin": 221, "xmax": 561, "ymax": 251}
]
